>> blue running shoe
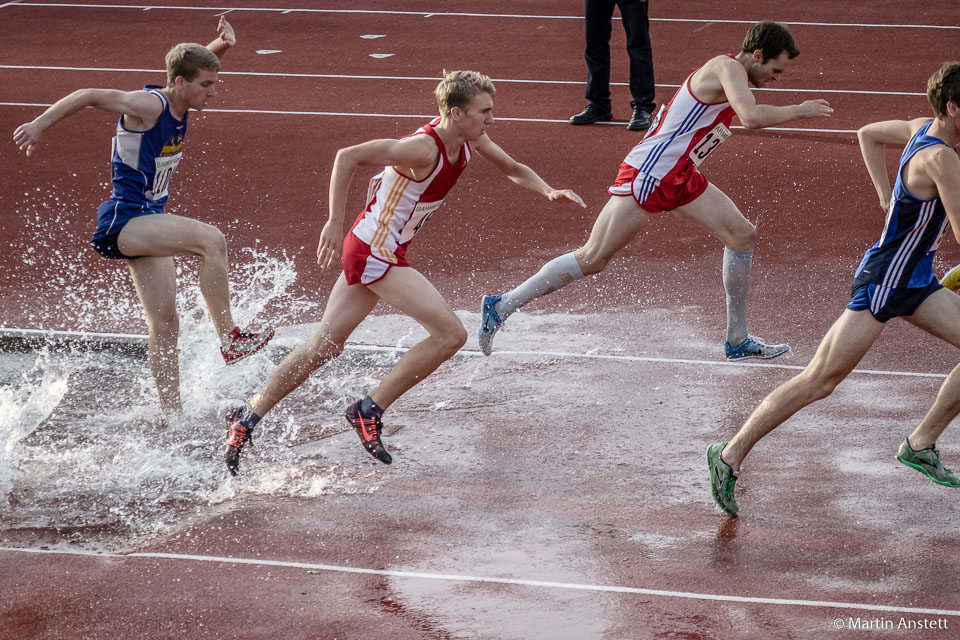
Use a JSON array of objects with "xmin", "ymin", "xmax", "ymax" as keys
[
  {"xmin": 725, "ymin": 335, "xmax": 791, "ymax": 361},
  {"xmin": 478, "ymin": 294, "xmax": 503, "ymax": 356}
]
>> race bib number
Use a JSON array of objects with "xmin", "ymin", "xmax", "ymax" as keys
[
  {"xmin": 688, "ymin": 123, "xmax": 732, "ymax": 166},
  {"xmin": 148, "ymin": 153, "xmax": 181, "ymax": 201},
  {"xmin": 398, "ymin": 200, "xmax": 444, "ymax": 243}
]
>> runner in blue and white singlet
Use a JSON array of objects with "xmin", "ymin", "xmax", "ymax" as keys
[
  {"xmin": 109, "ymin": 86, "xmax": 186, "ymax": 208},
  {"xmin": 92, "ymin": 86, "xmax": 188, "ymax": 258},
  {"xmin": 712, "ymin": 62, "xmax": 960, "ymax": 516},
  {"xmin": 13, "ymin": 18, "xmax": 276, "ymax": 415},
  {"xmin": 854, "ymin": 122, "xmax": 950, "ymax": 291}
]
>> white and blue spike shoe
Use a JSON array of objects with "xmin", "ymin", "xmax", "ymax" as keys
[
  {"xmin": 725, "ymin": 335, "xmax": 791, "ymax": 361},
  {"xmin": 478, "ymin": 294, "xmax": 504, "ymax": 356}
]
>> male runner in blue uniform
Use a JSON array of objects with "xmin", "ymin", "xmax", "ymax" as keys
[
  {"xmin": 12, "ymin": 17, "xmax": 272, "ymax": 413},
  {"xmin": 708, "ymin": 62, "xmax": 960, "ymax": 516}
]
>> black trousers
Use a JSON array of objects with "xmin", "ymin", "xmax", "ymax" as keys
[{"xmin": 583, "ymin": 0, "xmax": 655, "ymax": 112}]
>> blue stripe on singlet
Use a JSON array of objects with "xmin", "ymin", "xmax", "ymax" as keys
[{"xmin": 638, "ymin": 102, "xmax": 708, "ymax": 175}]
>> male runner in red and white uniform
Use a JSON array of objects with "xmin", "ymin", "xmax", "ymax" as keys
[
  {"xmin": 222, "ymin": 70, "xmax": 585, "ymax": 474},
  {"xmin": 479, "ymin": 21, "xmax": 834, "ymax": 361},
  {"xmin": 342, "ymin": 116, "xmax": 470, "ymax": 286}
]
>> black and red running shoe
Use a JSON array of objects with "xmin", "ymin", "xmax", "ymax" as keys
[
  {"xmin": 221, "ymin": 326, "xmax": 275, "ymax": 365},
  {"xmin": 224, "ymin": 407, "xmax": 254, "ymax": 475},
  {"xmin": 344, "ymin": 401, "xmax": 392, "ymax": 464}
]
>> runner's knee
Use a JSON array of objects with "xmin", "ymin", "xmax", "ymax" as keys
[
  {"xmin": 432, "ymin": 322, "xmax": 467, "ymax": 357},
  {"xmin": 145, "ymin": 301, "xmax": 178, "ymax": 335},
  {"xmin": 198, "ymin": 226, "xmax": 228, "ymax": 260},
  {"xmin": 726, "ymin": 224, "xmax": 757, "ymax": 252},
  {"xmin": 443, "ymin": 324, "xmax": 468, "ymax": 355},
  {"xmin": 802, "ymin": 370, "xmax": 844, "ymax": 402},
  {"xmin": 574, "ymin": 246, "xmax": 608, "ymax": 275}
]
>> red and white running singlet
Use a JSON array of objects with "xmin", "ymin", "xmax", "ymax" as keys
[
  {"xmin": 344, "ymin": 118, "xmax": 471, "ymax": 285},
  {"xmin": 610, "ymin": 55, "xmax": 737, "ymax": 211}
]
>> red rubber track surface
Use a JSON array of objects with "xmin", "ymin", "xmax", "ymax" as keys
[{"xmin": 2, "ymin": 2, "xmax": 959, "ymax": 639}]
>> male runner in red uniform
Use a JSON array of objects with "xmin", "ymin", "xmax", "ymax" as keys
[
  {"xmin": 479, "ymin": 22, "xmax": 833, "ymax": 361},
  {"xmin": 222, "ymin": 70, "xmax": 585, "ymax": 474}
]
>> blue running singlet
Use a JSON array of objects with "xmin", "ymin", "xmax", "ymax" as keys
[
  {"xmin": 91, "ymin": 86, "xmax": 188, "ymax": 259},
  {"xmin": 854, "ymin": 122, "xmax": 950, "ymax": 289}
]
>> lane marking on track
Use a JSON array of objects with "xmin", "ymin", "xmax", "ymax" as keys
[
  {"xmin": 0, "ymin": 65, "xmax": 929, "ymax": 98},
  {"xmin": 2, "ymin": 546, "xmax": 959, "ymax": 618},
  {"xmin": 6, "ymin": 3, "xmax": 960, "ymax": 30},
  {"xmin": 0, "ymin": 327, "xmax": 949, "ymax": 379},
  {"xmin": 0, "ymin": 102, "xmax": 860, "ymax": 134}
]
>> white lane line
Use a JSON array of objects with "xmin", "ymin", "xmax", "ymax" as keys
[
  {"xmin": 1, "ymin": 546, "xmax": 958, "ymax": 617},
  {"xmin": 0, "ymin": 102, "xmax": 860, "ymax": 134},
  {"xmin": 0, "ymin": 327, "xmax": 949, "ymax": 379},
  {"xmin": 8, "ymin": 3, "xmax": 960, "ymax": 29},
  {"xmin": 0, "ymin": 65, "xmax": 931, "ymax": 98}
]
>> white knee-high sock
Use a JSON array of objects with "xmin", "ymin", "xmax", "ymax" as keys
[
  {"xmin": 498, "ymin": 252, "xmax": 585, "ymax": 317},
  {"xmin": 723, "ymin": 247, "xmax": 753, "ymax": 346}
]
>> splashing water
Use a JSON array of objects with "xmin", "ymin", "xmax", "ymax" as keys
[{"xmin": 1, "ymin": 222, "xmax": 390, "ymax": 551}]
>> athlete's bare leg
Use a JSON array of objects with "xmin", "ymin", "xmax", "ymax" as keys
[
  {"xmin": 722, "ymin": 309, "xmax": 884, "ymax": 469},
  {"xmin": 249, "ymin": 272, "xmax": 379, "ymax": 416},
  {"xmin": 365, "ymin": 267, "xmax": 467, "ymax": 408},
  {"xmin": 904, "ymin": 289, "xmax": 960, "ymax": 449},
  {"xmin": 127, "ymin": 256, "xmax": 181, "ymax": 412},
  {"xmin": 119, "ymin": 213, "xmax": 236, "ymax": 339},
  {"xmin": 671, "ymin": 184, "xmax": 756, "ymax": 251},
  {"xmin": 573, "ymin": 194, "xmax": 652, "ymax": 274}
]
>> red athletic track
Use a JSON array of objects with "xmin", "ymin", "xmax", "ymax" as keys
[{"xmin": 2, "ymin": 2, "xmax": 959, "ymax": 639}]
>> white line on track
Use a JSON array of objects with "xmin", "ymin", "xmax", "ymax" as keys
[
  {"xmin": 1, "ymin": 546, "xmax": 958, "ymax": 618},
  {"xmin": 4, "ymin": 3, "xmax": 958, "ymax": 30},
  {"xmin": 0, "ymin": 101, "xmax": 859, "ymax": 134},
  {"xmin": 0, "ymin": 327, "xmax": 949, "ymax": 379},
  {"xmin": 0, "ymin": 65, "xmax": 928, "ymax": 98}
]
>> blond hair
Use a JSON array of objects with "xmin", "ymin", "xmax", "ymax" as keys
[
  {"xmin": 927, "ymin": 62, "xmax": 960, "ymax": 118},
  {"xmin": 165, "ymin": 43, "xmax": 220, "ymax": 87},
  {"xmin": 434, "ymin": 70, "xmax": 496, "ymax": 116}
]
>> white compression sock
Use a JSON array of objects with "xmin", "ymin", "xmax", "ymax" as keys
[
  {"xmin": 722, "ymin": 247, "xmax": 753, "ymax": 346},
  {"xmin": 498, "ymin": 251, "xmax": 585, "ymax": 317}
]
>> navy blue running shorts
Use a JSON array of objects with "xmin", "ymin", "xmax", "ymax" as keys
[
  {"xmin": 91, "ymin": 200, "xmax": 163, "ymax": 259},
  {"xmin": 847, "ymin": 277, "xmax": 943, "ymax": 323}
]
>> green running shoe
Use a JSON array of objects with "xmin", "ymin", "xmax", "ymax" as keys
[
  {"xmin": 896, "ymin": 438, "xmax": 960, "ymax": 487},
  {"xmin": 707, "ymin": 442, "xmax": 739, "ymax": 516}
]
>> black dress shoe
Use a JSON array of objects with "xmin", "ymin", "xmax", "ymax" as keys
[
  {"xmin": 627, "ymin": 107, "xmax": 652, "ymax": 131},
  {"xmin": 569, "ymin": 103, "xmax": 613, "ymax": 125}
]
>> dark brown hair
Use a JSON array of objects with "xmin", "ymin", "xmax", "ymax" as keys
[
  {"xmin": 927, "ymin": 62, "xmax": 960, "ymax": 118},
  {"xmin": 742, "ymin": 21, "xmax": 799, "ymax": 62}
]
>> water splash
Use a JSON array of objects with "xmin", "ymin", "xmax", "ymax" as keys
[{"xmin": 0, "ymin": 215, "xmax": 393, "ymax": 551}]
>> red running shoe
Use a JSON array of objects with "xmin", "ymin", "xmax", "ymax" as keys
[
  {"xmin": 344, "ymin": 401, "xmax": 392, "ymax": 464},
  {"xmin": 221, "ymin": 326, "xmax": 274, "ymax": 365},
  {"xmin": 224, "ymin": 407, "xmax": 254, "ymax": 476}
]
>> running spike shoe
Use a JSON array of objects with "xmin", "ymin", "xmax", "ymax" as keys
[
  {"xmin": 222, "ymin": 326, "xmax": 275, "ymax": 365},
  {"xmin": 478, "ymin": 294, "xmax": 503, "ymax": 356},
  {"xmin": 345, "ymin": 401, "xmax": 392, "ymax": 464},
  {"xmin": 224, "ymin": 407, "xmax": 254, "ymax": 476},
  {"xmin": 725, "ymin": 335, "xmax": 791, "ymax": 361},
  {"xmin": 896, "ymin": 438, "xmax": 960, "ymax": 487},
  {"xmin": 708, "ymin": 442, "xmax": 740, "ymax": 516}
]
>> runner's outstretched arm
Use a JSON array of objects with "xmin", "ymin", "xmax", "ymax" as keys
[{"xmin": 473, "ymin": 134, "xmax": 586, "ymax": 207}]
